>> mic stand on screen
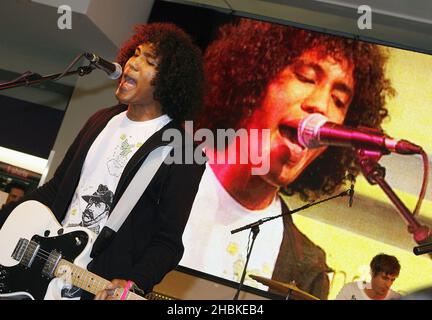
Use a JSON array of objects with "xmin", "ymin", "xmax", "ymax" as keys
[
  {"xmin": 0, "ymin": 53, "xmax": 94, "ymax": 91},
  {"xmin": 413, "ymin": 241, "xmax": 432, "ymax": 256},
  {"xmin": 230, "ymin": 189, "xmax": 351, "ymax": 300},
  {"xmin": 355, "ymin": 148, "xmax": 430, "ymax": 244}
]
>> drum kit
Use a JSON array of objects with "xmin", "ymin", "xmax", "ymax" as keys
[{"xmin": 249, "ymin": 275, "xmax": 320, "ymax": 300}]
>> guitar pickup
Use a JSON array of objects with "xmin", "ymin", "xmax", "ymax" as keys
[{"xmin": 12, "ymin": 238, "xmax": 39, "ymax": 268}]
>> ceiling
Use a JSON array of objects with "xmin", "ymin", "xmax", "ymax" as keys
[
  {"xmin": 1, "ymin": 0, "xmax": 430, "ymax": 82},
  {"xmin": 0, "ymin": 0, "xmax": 154, "ymax": 109},
  {"xmin": 168, "ymin": 0, "xmax": 432, "ymax": 54}
]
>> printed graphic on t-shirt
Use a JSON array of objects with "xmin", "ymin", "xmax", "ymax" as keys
[
  {"xmin": 107, "ymin": 135, "xmax": 144, "ymax": 177},
  {"xmin": 61, "ymin": 184, "xmax": 114, "ymax": 299},
  {"xmin": 225, "ymin": 241, "xmax": 274, "ymax": 287},
  {"xmin": 65, "ymin": 184, "xmax": 114, "ymax": 235}
]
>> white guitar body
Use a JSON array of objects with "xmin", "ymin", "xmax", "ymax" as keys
[{"xmin": 0, "ymin": 201, "xmax": 96, "ymax": 300}]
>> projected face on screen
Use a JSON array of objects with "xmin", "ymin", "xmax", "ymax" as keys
[
  {"xmin": 248, "ymin": 45, "xmax": 354, "ymax": 188},
  {"xmin": 163, "ymin": 11, "xmax": 432, "ymax": 300},
  {"xmin": 180, "ymin": 18, "xmax": 388, "ymax": 300}
]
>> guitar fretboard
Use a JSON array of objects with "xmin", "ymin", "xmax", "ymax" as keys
[{"xmin": 54, "ymin": 259, "xmax": 145, "ymax": 300}]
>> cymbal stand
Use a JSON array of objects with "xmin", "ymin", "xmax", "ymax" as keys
[
  {"xmin": 232, "ymin": 224, "xmax": 259, "ymax": 300},
  {"xmin": 230, "ymin": 189, "xmax": 351, "ymax": 300}
]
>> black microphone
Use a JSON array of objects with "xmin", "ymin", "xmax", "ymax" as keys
[
  {"xmin": 84, "ymin": 52, "xmax": 122, "ymax": 79},
  {"xmin": 296, "ymin": 114, "xmax": 422, "ymax": 155},
  {"xmin": 413, "ymin": 242, "xmax": 432, "ymax": 255}
]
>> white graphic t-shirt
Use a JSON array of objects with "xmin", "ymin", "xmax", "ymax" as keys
[
  {"xmin": 335, "ymin": 281, "xmax": 402, "ymax": 300},
  {"xmin": 180, "ymin": 163, "xmax": 284, "ymax": 290},
  {"xmin": 62, "ymin": 111, "xmax": 171, "ymax": 235}
]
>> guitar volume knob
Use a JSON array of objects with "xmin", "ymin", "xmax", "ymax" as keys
[{"xmin": 75, "ymin": 237, "xmax": 82, "ymax": 246}]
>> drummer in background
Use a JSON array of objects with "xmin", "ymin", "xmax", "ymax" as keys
[{"xmin": 335, "ymin": 253, "xmax": 402, "ymax": 300}]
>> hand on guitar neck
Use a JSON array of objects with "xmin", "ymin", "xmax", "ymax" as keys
[{"xmin": 94, "ymin": 279, "xmax": 134, "ymax": 300}]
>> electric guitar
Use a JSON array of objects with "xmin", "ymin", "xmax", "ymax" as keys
[{"xmin": 0, "ymin": 200, "xmax": 166, "ymax": 300}]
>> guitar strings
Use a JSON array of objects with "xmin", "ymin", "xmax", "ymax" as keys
[
  {"xmin": 23, "ymin": 242, "xmax": 90, "ymax": 276},
  {"xmin": 18, "ymin": 242, "xmax": 121, "ymax": 295},
  {"xmin": 24, "ymin": 243, "xmax": 52, "ymax": 260},
  {"xmin": 24, "ymin": 249, "xmax": 109, "ymax": 292},
  {"xmin": 14, "ymin": 242, "xmax": 147, "ymax": 300},
  {"xmin": 22, "ymin": 243, "xmax": 79, "ymax": 276},
  {"xmin": 16, "ymin": 249, "xmax": 144, "ymax": 299}
]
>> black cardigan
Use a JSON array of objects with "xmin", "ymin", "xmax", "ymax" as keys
[{"xmin": 0, "ymin": 104, "xmax": 206, "ymax": 296}]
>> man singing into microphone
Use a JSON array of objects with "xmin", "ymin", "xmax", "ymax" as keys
[
  {"xmin": 180, "ymin": 18, "xmax": 393, "ymax": 299},
  {"xmin": 0, "ymin": 23, "xmax": 206, "ymax": 299}
]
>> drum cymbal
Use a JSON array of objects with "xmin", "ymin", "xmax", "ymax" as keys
[{"xmin": 249, "ymin": 275, "xmax": 319, "ymax": 300}]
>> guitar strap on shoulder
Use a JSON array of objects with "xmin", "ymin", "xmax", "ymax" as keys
[{"xmin": 90, "ymin": 145, "xmax": 173, "ymax": 258}]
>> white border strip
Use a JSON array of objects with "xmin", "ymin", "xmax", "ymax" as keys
[{"xmin": 0, "ymin": 147, "xmax": 48, "ymax": 174}]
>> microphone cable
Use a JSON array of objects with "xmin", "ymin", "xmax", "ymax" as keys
[{"xmin": 413, "ymin": 149, "xmax": 429, "ymax": 217}]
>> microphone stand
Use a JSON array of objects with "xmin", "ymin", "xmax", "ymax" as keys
[
  {"xmin": 356, "ymin": 148, "xmax": 430, "ymax": 244},
  {"xmin": 413, "ymin": 241, "xmax": 432, "ymax": 255},
  {"xmin": 0, "ymin": 66, "xmax": 94, "ymax": 91},
  {"xmin": 231, "ymin": 188, "xmax": 351, "ymax": 300}
]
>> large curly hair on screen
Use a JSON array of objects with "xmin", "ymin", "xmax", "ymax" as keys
[
  {"xmin": 117, "ymin": 23, "xmax": 204, "ymax": 122},
  {"xmin": 199, "ymin": 18, "xmax": 394, "ymax": 200}
]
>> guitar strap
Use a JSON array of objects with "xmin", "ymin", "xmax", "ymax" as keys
[{"xmin": 90, "ymin": 145, "xmax": 173, "ymax": 258}]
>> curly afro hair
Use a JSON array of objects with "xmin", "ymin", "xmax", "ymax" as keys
[
  {"xmin": 116, "ymin": 23, "xmax": 204, "ymax": 122},
  {"xmin": 198, "ymin": 18, "xmax": 394, "ymax": 200}
]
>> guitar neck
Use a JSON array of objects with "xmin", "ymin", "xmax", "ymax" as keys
[{"xmin": 54, "ymin": 259, "xmax": 144, "ymax": 300}]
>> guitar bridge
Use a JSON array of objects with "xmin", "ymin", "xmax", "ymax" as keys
[
  {"xmin": 11, "ymin": 238, "xmax": 29, "ymax": 262},
  {"xmin": 12, "ymin": 238, "xmax": 40, "ymax": 268},
  {"xmin": 12, "ymin": 238, "xmax": 40, "ymax": 267}
]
